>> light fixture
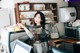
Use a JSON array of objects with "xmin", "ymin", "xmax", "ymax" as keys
[{"xmin": 63, "ymin": 0, "xmax": 69, "ymax": 2}]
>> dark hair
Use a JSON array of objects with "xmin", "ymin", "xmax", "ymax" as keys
[{"xmin": 34, "ymin": 11, "xmax": 46, "ymax": 29}]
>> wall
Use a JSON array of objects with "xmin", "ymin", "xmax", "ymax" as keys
[
  {"xmin": 0, "ymin": 0, "xmax": 15, "ymax": 25},
  {"xmin": 0, "ymin": 0, "xmax": 68, "ymax": 36}
]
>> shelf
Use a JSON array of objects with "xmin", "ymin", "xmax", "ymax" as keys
[
  {"xmin": 19, "ymin": 9, "xmax": 56, "ymax": 12},
  {"xmin": 17, "ymin": 2, "xmax": 55, "ymax": 4},
  {"xmin": 53, "ymin": 16, "xmax": 57, "ymax": 17},
  {"xmin": 20, "ymin": 18, "xmax": 33, "ymax": 20},
  {"xmin": 15, "ymin": 2, "xmax": 58, "ymax": 23}
]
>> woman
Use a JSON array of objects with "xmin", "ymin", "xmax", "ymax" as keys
[
  {"xmin": 17, "ymin": 11, "xmax": 50, "ymax": 41},
  {"xmin": 34, "ymin": 11, "xmax": 45, "ymax": 29}
]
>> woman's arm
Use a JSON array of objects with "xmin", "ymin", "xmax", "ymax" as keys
[{"xmin": 17, "ymin": 23, "xmax": 34, "ymax": 39}]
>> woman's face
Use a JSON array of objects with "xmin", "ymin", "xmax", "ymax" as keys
[{"xmin": 34, "ymin": 14, "xmax": 41, "ymax": 25}]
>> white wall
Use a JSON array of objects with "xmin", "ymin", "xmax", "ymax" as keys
[
  {"xmin": 1, "ymin": 0, "xmax": 16, "ymax": 25},
  {"xmin": 1, "ymin": 0, "xmax": 68, "ymax": 36},
  {"xmin": 0, "ymin": 9, "xmax": 10, "ymax": 30}
]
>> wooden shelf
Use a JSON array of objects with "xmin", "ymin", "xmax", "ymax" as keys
[
  {"xmin": 20, "ymin": 18, "xmax": 33, "ymax": 20},
  {"xmin": 17, "ymin": 2, "xmax": 56, "ymax": 4},
  {"xmin": 15, "ymin": 2, "xmax": 58, "ymax": 23},
  {"xmin": 19, "ymin": 9, "xmax": 56, "ymax": 12},
  {"xmin": 53, "ymin": 16, "xmax": 57, "ymax": 17}
]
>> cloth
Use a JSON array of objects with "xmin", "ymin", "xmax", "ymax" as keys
[{"xmin": 26, "ymin": 25, "xmax": 50, "ymax": 41}]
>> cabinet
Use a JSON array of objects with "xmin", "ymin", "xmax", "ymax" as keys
[
  {"xmin": 62, "ymin": 42, "xmax": 74, "ymax": 53},
  {"xmin": 62, "ymin": 38, "xmax": 79, "ymax": 53},
  {"xmin": 65, "ymin": 27, "xmax": 80, "ymax": 40},
  {"xmin": 15, "ymin": 2, "xmax": 58, "ymax": 25},
  {"xmin": 49, "ymin": 38, "xmax": 79, "ymax": 53}
]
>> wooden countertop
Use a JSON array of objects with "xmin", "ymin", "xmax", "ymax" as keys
[
  {"xmin": 51, "ymin": 39, "xmax": 63, "ymax": 43},
  {"xmin": 51, "ymin": 38, "xmax": 80, "ymax": 44},
  {"xmin": 62, "ymin": 38, "xmax": 79, "ymax": 44}
]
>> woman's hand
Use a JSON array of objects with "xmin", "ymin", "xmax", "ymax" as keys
[
  {"xmin": 17, "ymin": 23, "xmax": 25, "ymax": 29},
  {"xmin": 17, "ymin": 23, "xmax": 34, "ymax": 39}
]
